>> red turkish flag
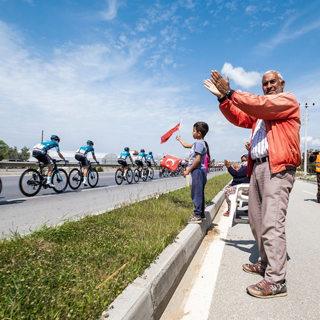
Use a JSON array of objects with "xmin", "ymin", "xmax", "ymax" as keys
[
  {"xmin": 160, "ymin": 121, "xmax": 181, "ymax": 144},
  {"xmin": 160, "ymin": 154, "xmax": 180, "ymax": 172}
]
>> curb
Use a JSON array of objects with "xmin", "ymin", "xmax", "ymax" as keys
[{"xmin": 102, "ymin": 190, "xmax": 225, "ymax": 320}]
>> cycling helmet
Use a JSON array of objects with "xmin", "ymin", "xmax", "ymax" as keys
[
  {"xmin": 140, "ymin": 149, "xmax": 145, "ymax": 153},
  {"xmin": 149, "ymin": 151, "xmax": 152, "ymax": 155},
  {"xmin": 51, "ymin": 135, "xmax": 60, "ymax": 142},
  {"xmin": 87, "ymin": 140, "xmax": 94, "ymax": 146},
  {"xmin": 124, "ymin": 147, "xmax": 129, "ymax": 151}
]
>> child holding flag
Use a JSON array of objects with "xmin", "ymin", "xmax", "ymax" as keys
[{"xmin": 176, "ymin": 122, "xmax": 209, "ymax": 223}]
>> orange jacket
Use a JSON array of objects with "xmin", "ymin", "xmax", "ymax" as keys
[{"xmin": 219, "ymin": 90, "xmax": 301, "ymax": 175}]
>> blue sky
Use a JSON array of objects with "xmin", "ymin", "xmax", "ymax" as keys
[{"xmin": 0, "ymin": 0, "xmax": 320, "ymax": 161}]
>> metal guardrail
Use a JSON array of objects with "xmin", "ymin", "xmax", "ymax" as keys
[
  {"xmin": 0, "ymin": 161, "xmax": 116, "ymax": 169},
  {"xmin": 0, "ymin": 161, "xmax": 161, "ymax": 170}
]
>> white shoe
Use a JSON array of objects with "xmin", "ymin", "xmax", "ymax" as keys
[
  {"xmin": 83, "ymin": 180, "xmax": 88, "ymax": 186},
  {"xmin": 46, "ymin": 182, "xmax": 55, "ymax": 188}
]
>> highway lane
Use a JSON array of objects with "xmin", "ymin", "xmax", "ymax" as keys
[{"xmin": 0, "ymin": 171, "xmax": 223, "ymax": 238}]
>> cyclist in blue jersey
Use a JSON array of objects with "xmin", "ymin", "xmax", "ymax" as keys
[
  {"xmin": 146, "ymin": 151, "xmax": 156, "ymax": 174},
  {"xmin": 118, "ymin": 147, "xmax": 134, "ymax": 178},
  {"xmin": 32, "ymin": 135, "xmax": 67, "ymax": 187},
  {"xmin": 75, "ymin": 140, "xmax": 99, "ymax": 186},
  {"xmin": 135, "ymin": 149, "xmax": 147, "ymax": 170}
]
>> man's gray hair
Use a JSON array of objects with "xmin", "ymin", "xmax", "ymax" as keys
[{"xmin": 263, "ymin": 70, "xmax": 284, "ymax": 82}]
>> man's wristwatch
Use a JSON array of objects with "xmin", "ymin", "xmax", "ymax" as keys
[{"xmin": 218, "ymin": 89, "xmax": 235, "ymax": 103}]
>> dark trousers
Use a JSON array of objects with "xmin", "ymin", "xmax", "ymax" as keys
[
  {"xmin": 317, "ymin": 173, "xmax": 320, "ymax": 203},
  {"xmin": 191, "ymin": 168, "xmax": 207, "ymax": 217}
]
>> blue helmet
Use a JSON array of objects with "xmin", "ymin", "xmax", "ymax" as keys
[
  {"xmin": 51, "ymin": 135, "xmax": 60, "ymax": 142},
  {"xmin": 140, "ymin": 149, "xmax": 145, "ymax": 153},
  {"xmin": 87, "ymin": 140, "xmax": 94, "ymax": 146},
  {"xmin": 149, "ymin": 151, "xmax": 152, "ymax": 155},
  {"xmin": 124, "ymin": 147, "xmax": 129, "ymax": 151}
]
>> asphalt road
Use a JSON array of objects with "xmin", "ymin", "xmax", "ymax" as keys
[{"xmin": 0, "ymin": 170, "xmax": 223, "ymax": 238}]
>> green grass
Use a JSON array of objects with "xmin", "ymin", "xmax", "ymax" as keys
[{"xmin": 0, "ymin": 173, "xmax": 230, "ymax": 320}]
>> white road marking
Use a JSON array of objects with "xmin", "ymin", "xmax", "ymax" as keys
[
  {"xmin": 1, "ymin": 176, "xmax": 184, "ymax": 203},
  {"xmin": 303, "ymin": 190, "xmax": 315, "ymax": 196},
  {"xmin": 182, "ymin": 210, "xmax": 230, "ymax": 320}
]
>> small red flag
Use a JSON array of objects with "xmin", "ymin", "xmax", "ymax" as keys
[
  {"xmin": 160, "ymin": 154, "xmax": 180, "ymax": 172},
  {"xmin": 160, "ymin": 121, "xmax": 181, "ymax": 144}
]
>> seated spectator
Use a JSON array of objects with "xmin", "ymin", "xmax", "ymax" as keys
[{"xmin": 223, "ymin": 154, "xmax": 250, "ymax": 217}]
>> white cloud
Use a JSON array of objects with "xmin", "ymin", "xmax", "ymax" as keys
[
  {"xmin": 258, "ymin": 16, "xmax": 320, "ymax": 52},
  {"xmin": 100, "ymin": 0, "xmax": 120, "ymax": 21},
  {"xmin": 23, "ymin": 0, "xmax": 34, "ymax": 5},
  {"xmin": 245, "ymin": 6, "xmax": 257, "ymax": 14},
  {"xmin": 301, "ymin": 137, "xmax": 320, "ymax": 148},
  {"xmin": 0, "ymin": 19, "xmax": 214, "ymax": 158},
  {"xmin": 221, "ymin": 62, "xmax": 262, "ymax": 89}
]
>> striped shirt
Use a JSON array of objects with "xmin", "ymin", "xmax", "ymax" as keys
[{"xmin": 250, "ymin": 119, "xmax": 269, "ymax": 160}]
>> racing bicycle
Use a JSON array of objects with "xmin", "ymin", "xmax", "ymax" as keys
[
  {"xmin": 115, "ymin": 164, "xmax": 133, "ymax": 185},
  {"xmin": 19, "ymin": 160, "xmax": 69, "ymax": 197},
  {"xmin": 69, "ymin": 161, "xmax": 99, "ymax": 189}
]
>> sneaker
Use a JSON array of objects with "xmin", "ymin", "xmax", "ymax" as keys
[
  {"xmin": 223, "ymin": 210, "xmax": 229, "ymax": 217},
  {"xmin": 243, "ymin": 262, "xmax": 265, "ymax": 275},
  {"xmin": 46, "ymin": 182, "xmax": 55, "ymax": 188},
  {"xmin": 247, "ymin": 279, "xmax": 287, "ymax": 298},
  {"xmin": 201, "ymin": 215, "xmax": 206, "ymax": 221},
  {"xmin": 188, "ymin": 215, "xmax": 202, "ymax": 224}
]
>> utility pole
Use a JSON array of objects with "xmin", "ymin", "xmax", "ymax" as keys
[
  {"xmin": 302, "ymin": 103, "xmax": 315, "ymax": 176},
  {"xmin": 41, "ymin": 130, "xmax": 44, "ymax": 143}
]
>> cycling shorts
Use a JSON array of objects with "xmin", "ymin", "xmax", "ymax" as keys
[
  {"xmin": 135, "ymin": 160, "xmax": 143, "ymax": 167},
  {"xmin": 118, "ymin": 159, "xmax": 128, "ymax": 167},
  {"xmin": 146, "ymin": 161, "xmax": 152, "ymax": 167},
  {"xmin": 32, "ymin": 149, "xmax": 51, "ymax": 165},
  {"xmin": 75, "ymin": 153, "xmax": 89, "ymax": 167}
]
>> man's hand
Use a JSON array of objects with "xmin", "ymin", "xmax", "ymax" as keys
[
  {"xmin": 210, "ymin": 70, "xmax": 230, "ymax": 96},
  {"xmin": 204, "ymin": 79, "xmax": 224, "ymax": 99}
]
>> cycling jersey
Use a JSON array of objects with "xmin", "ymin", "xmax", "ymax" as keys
[
  {"xmin": 119, "ymin": 151, "xmax": 131, "ymax": 160},
  {"xmin": 76, "ymin": 145, "xmax": 95, "ymax": 156},
  {"xmin": 146, "ymin": 154, "xmax": 154, "ymax": 162},
  {"xmin": 136, "ymin": 152, "xmax": 146, "ymax": 161},
  {"xmin": 33, "ymin": 140, "xmax": 60, "ymax": 153}
]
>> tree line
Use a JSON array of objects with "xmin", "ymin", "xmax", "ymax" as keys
[{"xmin": 0, "ymin": 140, "xmax": 30, "ymax": 161}]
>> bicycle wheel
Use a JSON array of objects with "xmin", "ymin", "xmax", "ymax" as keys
[
  {"xmin": 115, "ymin": 168, "xmax": 123, "ymax": 185},
  {"xmin": 126, "ymin": 168, "xmax": 133, "ymax": 184},
  {"xmin": 142, "ymin": 168, "xmax": 148, "ymax": 181},
  {"xmin": 69, "ymin": 168, "xmax": 82, "ymax": 190},
  {"xmin": 149, "ymin": 168, "xmax": 154, "ymax": 179},
  {"xmin": 134, "ymin": 169, "xmax": 140, "ymax": 183},
  {"xmin": 165, "ymin": 169, "xmax": 170, "ymax": 177},
  {"xmin": 52, "ymin": 169, "xmax": 68, "ymax": 193},
  {"xmin": 159, "ymin": 170, "xmax": 162, "ymax": 178},
  {"xmin": 19, "ymin": 169, "xmax": 41, "ymax": 197},
  {"xmin": 88, "ymin": 168, "xmax": 99, "ymax": 187}
]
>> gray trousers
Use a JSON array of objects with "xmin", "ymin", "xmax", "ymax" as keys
[{"xmin": 248, "ymin": 161, "xmax": 295, "ymax": 284}]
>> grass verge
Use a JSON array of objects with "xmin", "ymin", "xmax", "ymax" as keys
[{"xmin": 0, "ymin": 173, "xmax": 230, "ymax": 319}]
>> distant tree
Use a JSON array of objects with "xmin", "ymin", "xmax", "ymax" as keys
[
  {"xmin": 0, "ymin": 140, "xmax": 9, "ymax": 161},
  {"xmin": 20, "ymin": 146, "xmax": 30, "ymax": 161},
  {"xmin": 7, "ymin": 146, "xmax": 20, "ymax": 160}
]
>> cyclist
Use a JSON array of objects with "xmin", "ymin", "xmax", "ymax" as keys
[
  {"xmin": 146, "ymin": 151, "xmax": 156, "ymax": 174},
  {"xmin": 75, "ymin": 140, "xmax": 99, "ymax": 186},
  {"xmin": 181, "ymin": 159, "xmax": 187, "ymax": 172},
  {"xmin": 118, "ymin": 147, "xmax": 134, "ymax": 179},
  {"xmin": 135, "ymin": 149, "xmax": 147, "ymax": 172},
  {"xmin": 32, "ymin": 135, "xmax": 67, "ymax": 187}
]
